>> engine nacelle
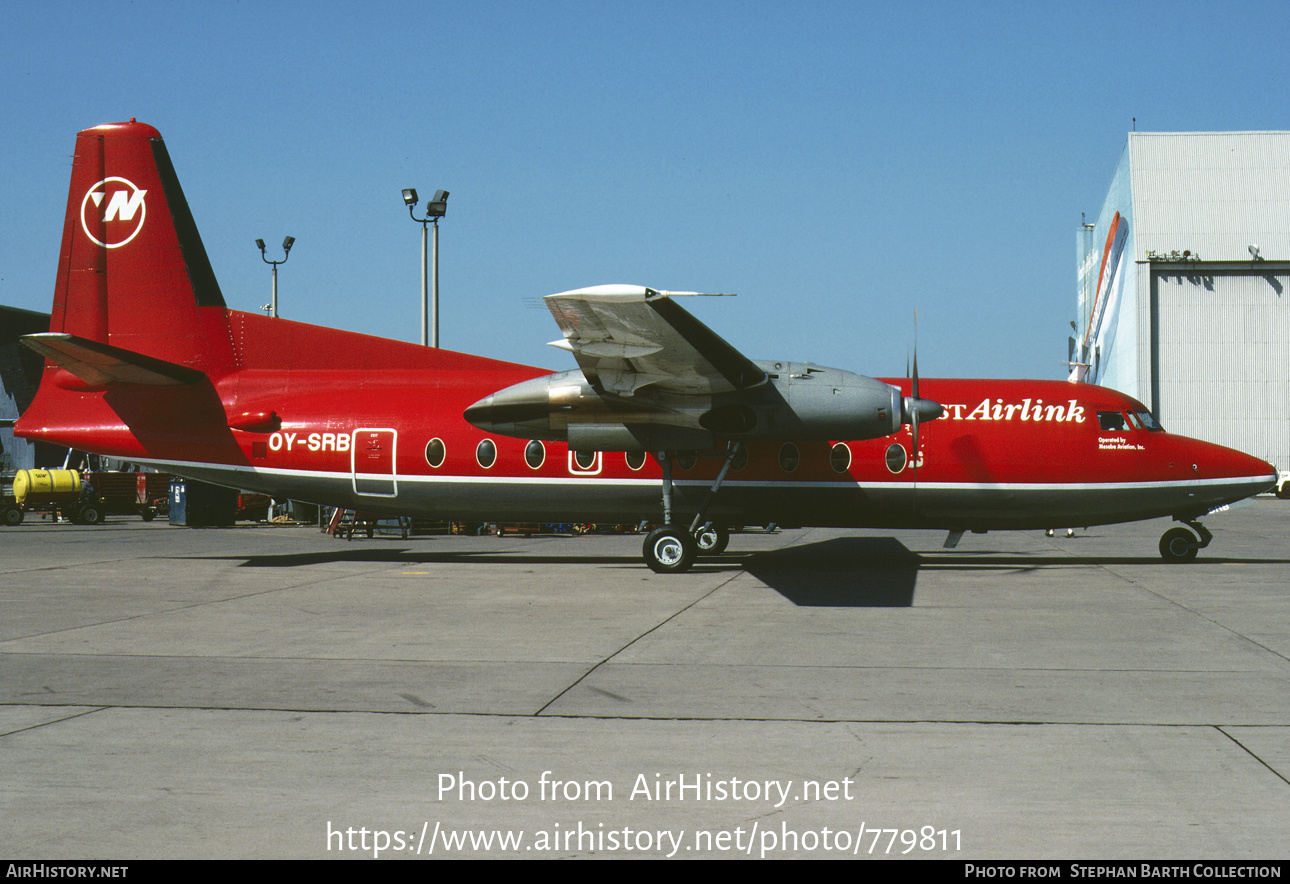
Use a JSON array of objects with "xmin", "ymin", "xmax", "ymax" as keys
[
  {"xmin": 464, "ymin": 361, "xmax": 942, "ymax": 451},
  {"xmin": 753, "ymin": 363, "xmax": 903, "ymax": 441}
]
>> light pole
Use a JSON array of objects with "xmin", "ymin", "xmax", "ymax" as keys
[
  {"xmin": 256, "ymin": 236, "xmax": 295, "ymax": 317},
  {"xmin": 402, "ymin": 188, "xmax": 448, "ymax": 347}
]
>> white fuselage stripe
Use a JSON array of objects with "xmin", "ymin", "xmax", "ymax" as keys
[{"xmin": 128, "ymin": 457, "xmax": 1267, "ymax": 494}]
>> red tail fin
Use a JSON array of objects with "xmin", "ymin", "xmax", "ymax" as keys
[{"xmin": 51, "ymin": 120, "xmax": 235, "ymax": 375}]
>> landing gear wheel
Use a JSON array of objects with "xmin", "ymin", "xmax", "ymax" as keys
[
  {"xmin": 694, "ymin": 524, "xmax": 730, "ymax": 556},
  {"xmin": 2, "ymin": 505, "xmax": 23, "ymax": 527},
  {"xmin": 1159, "ymin": 526, "xmax": 1198, "ymax": 562},
  {"xmin": 77, "ymin": 503, "xmax": 104, "ymax": 525},
  {"xmin": 643, "ymin": 527, "xmax": 697, "ymax": 574}
]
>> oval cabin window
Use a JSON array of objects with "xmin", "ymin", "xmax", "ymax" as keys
[
  {"xmin": 425, "ymin": 438, "xmax": 446, "ymax": 469},
  {"xmin": 525, "ymin": 440, "xmax": 545, "ymax": 470},
  {"xmin": 778, "ymin": 443, "xmax": 799, "ymax": 473},
  {"xmin": 885, "ymin": 442, "xmax": 907, "ymax": 474},
  {"xmin": 830, "ymin": 442, "xmax": 852, "ymax": 473}
]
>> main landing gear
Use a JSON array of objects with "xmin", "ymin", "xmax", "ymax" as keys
[
  {"xmin": 694, "ymin": 522, "xmax": 731, "ymax": 555},
  {"xmin": 643, "ymin": 526, "xmax": 698, "ymax": 574},
  {"xmin": 1159, "ymin": 519, "xmax": 1213, "ymax": 563},
  {"xmin": 642, "ymin": 443, "xmax": 739, "ymax": 573}
]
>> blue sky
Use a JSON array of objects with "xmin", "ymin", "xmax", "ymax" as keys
[{"xmin": 4, "ymin": 1, "xmax": 1287, "ymax": 380}]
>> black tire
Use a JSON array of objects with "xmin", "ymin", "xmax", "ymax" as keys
[
  {"xmin": 643, "ymin": 527, "xmax": 697, "ymax": 574},
  {"xmin": 77, "ymin": 503, "xmax": 104, "ymax": 525},
  {"xmin": 2, "ymin": 506, "xmax": 23, "ymax": 527},
  {"xmin": 694, "ymin": 524, "xmax": 730, "ymax": 555},
  {"xmin": 140, "ymin": 508, "xmax": 156, "ymax": 522},
  {"xmin": 1277, "ymin": 483, "xmax": 1290, "ymax": 500},
  {"xmin": 1159, "ymin": 526, "xmax": 1198, "ymax": 562}
]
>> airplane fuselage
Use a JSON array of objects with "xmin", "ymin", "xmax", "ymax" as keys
[{"xmin": 17, "ymin": 307, "xmax": 1272, "ymax": 533}]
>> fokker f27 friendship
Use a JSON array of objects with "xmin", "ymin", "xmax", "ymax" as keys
[{"xmin": 15, "ymin": 121, "xmax": 1277, "ymax": 572}]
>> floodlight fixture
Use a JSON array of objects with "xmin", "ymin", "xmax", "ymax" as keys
[
  {"xmin": 255, "ymin": 236, "xmax": 295, "ymax": 318},
  {"xmin": 425, "ymin": 190, "xmax": 449, "ymax": 218},
  {"xmin": 404, "ymin": 187, "xmax": 450, "ymax": 347}
]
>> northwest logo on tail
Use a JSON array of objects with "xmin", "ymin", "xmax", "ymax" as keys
[{"xmin": 79, "ymin": 176, "xmax": 147, "ymax": 248}]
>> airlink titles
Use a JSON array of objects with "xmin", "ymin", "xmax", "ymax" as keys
[{"xmin": 943, "ymin": 398, "xmax": 1087, "ymax": 423}]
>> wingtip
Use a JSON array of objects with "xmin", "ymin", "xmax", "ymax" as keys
[{"xmin": 544, "ymin": 285, "xmax": 737, "ymax": 301}]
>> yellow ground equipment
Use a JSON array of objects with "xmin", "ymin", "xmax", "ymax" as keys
[
  {"xmin": 6, "ymin": 469, "xmax": 103, "ymax": 525},
  {"xmin": 13, "ymin": 469, "xmax": 82, "ymax": 506}
]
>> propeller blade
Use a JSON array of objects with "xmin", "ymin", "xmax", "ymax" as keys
[
  {"xmin": 899, "ymin": 305, "xmax": 942, "ymax": 501},
  {"xmin": 911, "ymin": 409, "xmax": 920, "ymax": 482},
  {"xmin": 911, "ymin": 308, "xmax": 919, "ymax": 497},
  {"xmin": 912, "ymin": 307, "xmax": 920, "ymax": 402}
]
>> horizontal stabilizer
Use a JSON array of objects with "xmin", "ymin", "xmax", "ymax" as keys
[{"xmin": 22, "ymin": 332, "xmax": 206, "ymax": 387}]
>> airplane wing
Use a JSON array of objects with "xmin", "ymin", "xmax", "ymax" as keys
[
  {"xmin": 545, "ymin": 285, "xmax": 765, "ymax": 399},
  {"xmin": 469, "ymin": 283, "xmax": 918, "ymax": 448}
]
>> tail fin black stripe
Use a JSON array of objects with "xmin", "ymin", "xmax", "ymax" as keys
[{"xmin": 150, "ymin": 137, "xmax": 225, "ymax": 308}]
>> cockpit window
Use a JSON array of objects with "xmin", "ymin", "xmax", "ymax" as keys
[
  {"xmin": 1135, "ymin": 410, "xmax": 1163, "ymax": 431},
  {"xmin": 1097, "ymin": 411, "xmax": 1128, "ymax": 431}
]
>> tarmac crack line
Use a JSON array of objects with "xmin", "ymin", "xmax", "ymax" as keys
[
  {"xmin": 0, "ymin": 705, "xmax": 109, "ymax": 738},
  {"xmin": 1216, "ymin": 726, "xmax": 1290, "ymax": 788},
  {"xmin": 0, "ymin": 567, "xmax": 384, "ymax": 645},
  {"xmin": 1121, "ymin": 576, "xmax": 1290, "ymax": 667},
  {"xmin": 532, "ymin": 570, "xmax": 747, "ymax": 716}
]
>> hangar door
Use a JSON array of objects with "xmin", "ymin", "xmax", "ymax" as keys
[{"xmin": 1152, "ymin": 268, "xmax": 1290, "ymax": 470}]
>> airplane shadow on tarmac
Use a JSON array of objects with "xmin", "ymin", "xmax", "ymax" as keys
[
  {"xmin": 197, "ymin": 536, "xmax": 1290, "ymax": 609},
  {"xmin": 197, "ymin": 538, "xmax": 920, "ymax": 605},
  {"xmin": 741, "ymin": 537, "xmax": 1290, "ymax": 607},
  {"xmin": 202, "ymin": 539, "xmax": 921, "ymax": 607},
  {"xmin": 740, "ymin": 537, "xmax": 920, "ymax": 607}
]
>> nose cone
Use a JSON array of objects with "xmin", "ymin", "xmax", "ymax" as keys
[
  {"xmin": 1179, "ymin": 436, "xmax": 1277, "ymax": 509},
  {"xmin": 1229, "ymin": 449, "xmax": 1278, "ymax": 494}
]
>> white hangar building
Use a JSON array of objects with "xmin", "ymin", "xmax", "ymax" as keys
[{"xmin": 1073, "ymin": 131, "xmax": 1290, "ymax": 482}]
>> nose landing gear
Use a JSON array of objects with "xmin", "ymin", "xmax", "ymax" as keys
[{"xmin": 1159, "ymin": 520, "xmax": 1213, "ymax": 563}]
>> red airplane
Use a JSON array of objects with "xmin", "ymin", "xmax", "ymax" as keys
[{"xmin": 15, "ymin": 121, "xmax": 1277, "ymax": 572}]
